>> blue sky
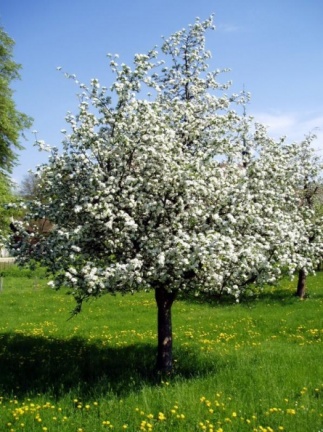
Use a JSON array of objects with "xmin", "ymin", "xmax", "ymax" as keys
[{"xmin": 1, "ymin": 0, "xmax": 323, "ymax": 184}]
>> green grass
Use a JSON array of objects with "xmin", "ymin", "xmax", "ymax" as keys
[{"xmin": 0, "ymin": 267, "xmax": 323, "ymax": 432}]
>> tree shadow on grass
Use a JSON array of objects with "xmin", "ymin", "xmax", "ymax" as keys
[
  {"xmin": 179, "ymin": 286, "xmax": 311, "ymax": 308},
  {"xmin": 0, "ymin": 333, "xmax": 218, "ymax": 399},
  {"xmin": 240, "ymin": 288, "xmax": 299, "ymax": 306},
  {"xmin": 0, "ymin": 333, "xmax": 154, "ymax": 398},
  {"xmin": 240, "ymin": 287, "xmax": 323, "ymax": 305}
]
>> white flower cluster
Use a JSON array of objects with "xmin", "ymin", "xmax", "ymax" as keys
[{"xmin": 10, "ymin": 17, "xmax": 323, "ymax": 307}]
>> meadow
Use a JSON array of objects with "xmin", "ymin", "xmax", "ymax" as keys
[{"xmin": 0, "ymin": 264, "xmax": 322, "ymax": 432}]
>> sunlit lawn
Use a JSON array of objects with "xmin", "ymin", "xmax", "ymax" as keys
[{"xmin": 0, "ymin": 265, "xmax": 322, "ymax": 431}]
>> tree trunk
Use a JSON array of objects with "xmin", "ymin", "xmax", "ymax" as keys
[
  {"xmin": 155, "ymin": 287, "xmax": 177, "ymax": 373},
  {"xmin": 295, "ymin": 268, "xmax": 306, "ymax": 298}
]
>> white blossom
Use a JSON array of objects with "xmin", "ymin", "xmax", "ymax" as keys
[{"xmin": 9, "ymin": 16, "xmax": 323, "ymax": 308}]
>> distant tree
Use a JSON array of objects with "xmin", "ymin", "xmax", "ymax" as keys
[
  {"xmin": 9, "ymin": 17, "xmax": 322, "ymax": 373},
  {"xmin": 19, "ymin": 172, "xmax": 41, "ymax": 200},
  {"xmin": 292, "ymin": 137, "xmax": 323, "ymax": 298},
  {"xmin": 8, "ymin": 172, "xmax": 53, "ymax": 240},
  {"xmin": 0, "ymin": 27, "xmax": 32, "ymax": 176}
]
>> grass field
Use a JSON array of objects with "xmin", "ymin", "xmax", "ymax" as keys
[{"xmin": 0, "ymin": 265, "xmax": 322, "ymax": 431}]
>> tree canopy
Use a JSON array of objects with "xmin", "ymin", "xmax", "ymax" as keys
[
  {"xmin": 9, "ymin": 17, "xmax": 323, "ymax": 372},
  {"xmin": 0, "ymin": 173, "xmax": 14, "ymax": 234},
  {"xmin": 0, "ymin": 27, "xmax": 32, "ymax": 176}
]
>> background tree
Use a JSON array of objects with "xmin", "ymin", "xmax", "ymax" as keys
[
  {"xmin": 19, "ymin": 172, "xmax": 41, "ymax": 200},
  {"xmin": 291, "ymin": 136, "xmax": 323, "ymax": 298},
  {"xmin": 0, "ymin": 27, "xmax": 32, "ymax": 245},
  {"xmin": 0, "ymin": 173, "xmax": 16, "ymax": 234},
  {"xmin": 0, "ymin": 27, "xmax": 32, "ymax": 176},
  {"xmin": 9, "ymin": 17, "xmax": 321, "ymax": 373},
  {"xmin": 18, "ymin": 172, "xmax": 53, "ymax": 237}
]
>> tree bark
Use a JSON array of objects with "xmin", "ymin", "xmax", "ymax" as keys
[
  {"xmin": 155, "ymin": 287, "xmax": 177, "ymax": 373},
  {"xmin": 295, "ymin": 268, "xmax": 306, "ymax": 298}
]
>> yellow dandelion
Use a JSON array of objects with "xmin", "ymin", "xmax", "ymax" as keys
[
  {"xmin": 286, "ymin": 408, "xmax": 296, "ymax": 415},
  {"xmin": 158, "ymin": 412, "xmax": 166, "ymax": 421}
]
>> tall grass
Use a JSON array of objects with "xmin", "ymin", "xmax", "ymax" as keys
[{"xmin": 0, "ymin": 266, "xmax": 322, "ymax": 431}]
